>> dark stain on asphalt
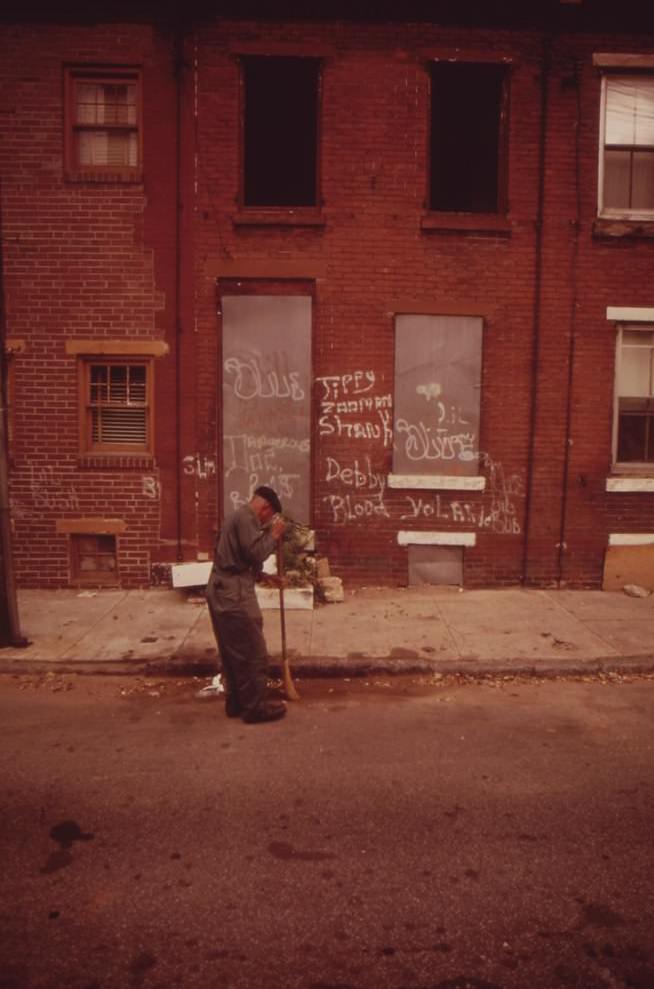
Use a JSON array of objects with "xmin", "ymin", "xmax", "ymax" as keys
[
  {"xmin": 268, "ymin": 840, "xmax": 336, "ymax": 862},
  {"xmin": 50, "ymin": 820, "xmax": 94, "ymax": 848},
  {"xmin": 579, "ymin": 901, "xmax": 626, "ymax": 929},
  {"xmin": 128, "ymin": 951, "xmax": 157, "ymax": 986},
  {"xmin": 40, "ymin": 820, "xmax": 94, "ymax": 874}
]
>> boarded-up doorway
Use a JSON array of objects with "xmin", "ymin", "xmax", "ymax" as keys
[{"xmin": 221, "ymin": 294, "xmax": 312, "ymax": 523}]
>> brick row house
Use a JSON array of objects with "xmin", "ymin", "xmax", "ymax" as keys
[{"xmin": 1, "ymin": 1, "xmax": 653, "ymax": 590}]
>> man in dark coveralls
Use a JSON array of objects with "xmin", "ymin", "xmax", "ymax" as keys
[{"xmin": 206, "ymin": 485, "xmax": 287, "ymax": 723}]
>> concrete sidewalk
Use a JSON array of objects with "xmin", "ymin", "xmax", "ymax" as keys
[{"xmin": 1, "ymin": 584, "xmax": 654, "ymax": 679}]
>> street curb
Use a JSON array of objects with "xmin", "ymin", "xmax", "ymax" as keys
[{"xmin": 1, "ymin": 653, "xmax": 654, "ymax": 679}]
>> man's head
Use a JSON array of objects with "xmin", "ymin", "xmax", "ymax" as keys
[{"xmin": 250, "ymin": 485, "xmax": 282, "ymax": 524}]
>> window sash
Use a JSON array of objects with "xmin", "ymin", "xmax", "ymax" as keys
[
  {"xmin": 600, "ymin": 75, "xmax": 654, "ymax": 216},
  {"xmin": 614, "ymin": 325, "xmax": 654, "ymax": 465}
]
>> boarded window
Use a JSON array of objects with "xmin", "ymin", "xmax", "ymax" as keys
[
  {"xmin": 615, "ymin": 326, "xmax": 654, "ymax": 463},
  {"xmin": 393, "ymin": 314, "xmax": 483, "ymax": 476},
  {"xmin": 71, "ymin": 534, "xmax": 118, "ymax": 586},
  {"xmin": 80, "ymin": 359, "xmax": 151, "ymax": 454},
  {"xmin": 65, "ymin": 68, "xmax": 141, "ymax": 178},
  {"xmin": 601, "ymin": 76, "xmax": 654, "ymax": 215},
  {"xmin": 429, "ymin": 62, "xmax": 507, "ymax": 213},
  {"xmin": 408, "ymin": 545, "xmax": 463, "ymax": 586},
  {"xmin": 242, "ymin": 56, "xmax": 320, "ymax": 207}
]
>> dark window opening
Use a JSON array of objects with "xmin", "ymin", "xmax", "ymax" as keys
[
  {"xmin": 429, "ymin": 62, "xmax": 507, "ymax": 213},
  {"xmin": 242, "ymin": 56, "xmax": 319, "ymax": 208}
]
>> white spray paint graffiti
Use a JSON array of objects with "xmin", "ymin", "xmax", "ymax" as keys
[
  {"xmin": 224, "ymin": 355, "xmax": 305, "ymax": 402},
  {"xmin": 317, "ymin": 370, "xmax": 394, "ymax": 447},
  {"xmin": 29, "ymin": 465, "xmax": 80, "ymax": 512},
  {"xmin": 182, "ymin": 454, "xmax": 216, "ymax": 480},
  {"xmin": 395, "ymin": 419, "xmax": 477, "ymax": 463},
  {"xmin": 224, "ymin": 432, "xmax": 304, "ymax": 512},
  {"xmin": 398, "ymin": 453, "xmax": 524, "ymax": 534},
  {"xmin": 142, "ymin": 476, "xmax": 161, "ymax": 500},
  {"xmin": 322, "ymin": 454, "xmax": 390, "ymax": 524}
]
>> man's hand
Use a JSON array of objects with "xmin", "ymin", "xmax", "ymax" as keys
[
  {"xmin": 271, "ymin": 515, "xmax": 286, "ymax": 541},
  {"xmin": 258, "ymin": 574, "xmax": 285, "ymax": 589}
]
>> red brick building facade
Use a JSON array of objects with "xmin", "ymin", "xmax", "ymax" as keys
[{"xmin": 1, "ymin": 3, "xmax": 653, "ymax": 589}]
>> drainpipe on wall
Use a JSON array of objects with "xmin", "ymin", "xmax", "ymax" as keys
[
  {"xmin": 0, "ymin": 181, "xmax": 27, "ymax": 646},
  {"xmin": 174, "ymin": 14, "xmax": 184, "ymax": 563},
  {"xmin": 556, "ymin": 59, "xmax": 582, "ymax": 585},
  {"xmin": 521, "ymin": 35, "xmax": 551, "ymax": 585}
]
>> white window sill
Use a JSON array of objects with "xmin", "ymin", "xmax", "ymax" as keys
[
  {"xmin": 388, "ymin": 474, "xmax": 486, "ymax": 491},
  {"xmin": 606, "ymin": 477, "xmax": 654, "ymax": 492},
  {"xmin": 609, "ymin": 533, "xmax": 654, "ymax": 546},
  {"xmin": 397, "ymin": 531, "xmax": 476, "ymax": 547}
]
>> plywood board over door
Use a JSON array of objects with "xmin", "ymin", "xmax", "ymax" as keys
[{"xmin": 221, "ymin": 294, "xmax": 312, "ymax": 524}]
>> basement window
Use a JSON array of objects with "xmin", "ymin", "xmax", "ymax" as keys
[
  {"xmin": 65, "ymin": 67, "xmax": 142, "ymax": 181},
  {"xmin": 429, "ymin": 62, "xmax": 508, "ymax": 213},
  {"xmin": 241, "ymin": 56, "xmax": 320, "ymax": 207},
  {"xmin": 614, "ymin": 326, "xmax": 654, "ymax": 464},
  {"xmin": 71, "ymin": 534, "xmax": 118, "ymax": 586},
  {"xmin": 79, "ymin": 358, "xmax": 152, "ymax": 454}
]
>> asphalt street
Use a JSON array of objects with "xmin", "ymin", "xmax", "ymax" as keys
[{"xmin": 1, "ymin": 671, "xmax": 653, "ymax": 989}]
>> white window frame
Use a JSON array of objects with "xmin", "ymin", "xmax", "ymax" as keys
[
  {"xmin": 612, "ymin": 320, "xmax": 654, "ymax": 470},
  {"xmin": 597, "ymin": 68, "xmax": 654, "ymax": 221}
]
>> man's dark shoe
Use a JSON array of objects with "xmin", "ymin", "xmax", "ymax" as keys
[
  {"xmin": 242, "ymin": 701, "xmax": 286, "ymax": 724},
  {"xmin": 225, "ymin": 694, "xmax": 241, "ymax": 718}
]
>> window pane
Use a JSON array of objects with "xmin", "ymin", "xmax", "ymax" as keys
[
  {"xmin": 618, "ymin": 412, "xmax": 647, "ymax": 461},
  {"xmin": 77, "ymin": 130, "xmax": 136, "ymax": 168},
  {"xmin": 127, "ymin": 365, "xmax": 146, "ymax": 403},
  {"xmin": 430, "ymin": 62, "xmax": 505, "ymax": 213},
  {"xmin": 632, "ymin": 150, "xmax": 654, "ymax": 209},
  {"xmin": 619, "ymin": 345, "xmax": 652, "ymax": 396},
  {"xmin": 90, "ymin": 364, "xmax": 108, "ymax": 402},
  {"xmin": 76, "ymin": 81, "xmax": 136, "ymax": 126},
  {"xmin": 92, "ymin": 407, "xmax": 147, "ymax": 444},
  {"xmin": 606, "ymin": 79, "xmax": 638, "ymax": 145},
  {"xmin": 603, "ymin": 149, "xmax": 631, "ymax": 208},
  {"xmin": 243, "ymin": 56, "xmax": 319, "ymax": 207},
  {"xmin": 635, "ymin": 79, "xmax": 654, "ymax": 146}
]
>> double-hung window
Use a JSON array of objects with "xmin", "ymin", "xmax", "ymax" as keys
[
  {"xmin": 614, "ymin": 326, "xmax": 654, "ymax": 465},
  {"xmin": 65, "ymin": 67, "xmax": 142, "ymax": 180},
  {"xmin": 80, "ymin": 359, "xmax": 152, "ymax": 455},
  {"xmin": 599, "ymin": 75, "xmax": 654, "ymax": 218}
]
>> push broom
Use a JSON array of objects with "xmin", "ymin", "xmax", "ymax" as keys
[{"xmin": 276, "ymin": 539, "xmax": 300, "ymax": 701}]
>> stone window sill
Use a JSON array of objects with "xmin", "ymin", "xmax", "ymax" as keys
[
  {"xmin": 593, "ymin": 218, "xmax": 654, "ymax": 240},
  {"xmin": 606, "ymin": 477, "xmax": 654, "ymax": 492},
  {"xmin": 232, "ymin": 209, "xmax": 325, "ymax": 228},
  {"xmin": 421, "ymin": 212, "xmax": 511, "ymax": 236},
  {"xmin": 388, "ymin": 474, "xmax": 486, "ymax": 491}
]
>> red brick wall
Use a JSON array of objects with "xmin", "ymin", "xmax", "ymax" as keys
[
  {"xmin": 1, "ymin": 21, "xmax": 177, "ymax": 587},
  {"xmin": 2, "ymin": 14, "xmax": 654, "ymax": 589}
]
